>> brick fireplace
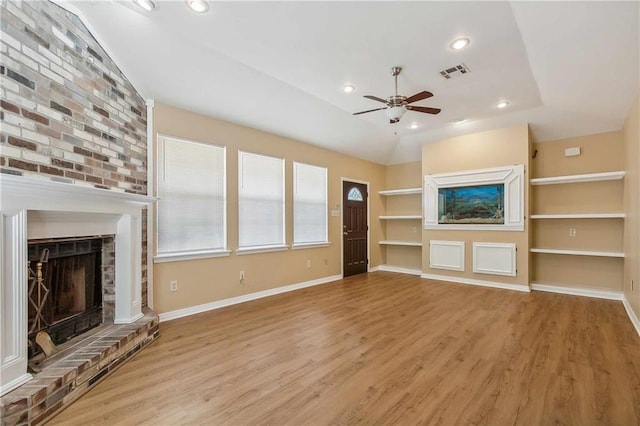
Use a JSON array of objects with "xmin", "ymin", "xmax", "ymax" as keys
[{"xmin": 0, "ymin": 175, "xmax": 157, "ymax": 424}]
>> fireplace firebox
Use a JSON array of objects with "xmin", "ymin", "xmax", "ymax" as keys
[{"xmin": 27, "ymin": 237, "xmax": 105, "ymax": 358}]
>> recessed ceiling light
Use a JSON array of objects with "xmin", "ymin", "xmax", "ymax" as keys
[
  {"xmin": 186, "ymin": 0, "xmax": 209, "ymax": 13},
  {"xmin": 133, "ymin": 0, "xmax": 156, "ymax": 11},
  {"xmin": 342, "ymin": 83, "xmax": 356, "ymax": 93},
  {"xmin": 409, "ymin": 122, "xmax": 420, "ymax": 130},
  {"xmin": 497, "ymin": 100, "xmax": 510, "ymax": 109},
  {"xmin": 450, "ymin": 37, "xmax": 470, "ymax": 51}
]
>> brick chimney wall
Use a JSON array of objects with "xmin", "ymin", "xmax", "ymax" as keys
[{"xmin": 0, "ymin": 0, "xmax": 150, "ymax": 306}]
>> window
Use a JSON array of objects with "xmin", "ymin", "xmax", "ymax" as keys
[
  {"xmin": 347, "ymin": 187, "xmax": 364, "ymax": 201},
  {"xmin": 238, "ymin": 151, "xmax": 285, "ymax": 250},
  {"xmin": 156, "ymin": 135, "xmax": 226, "ymax": 257},
  {"xmin": 293, "ymin": 162, "xmax": 328, "ymax": 246}
]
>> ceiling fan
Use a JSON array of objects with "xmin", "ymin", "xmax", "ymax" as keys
[{"xmin": 353, "ymin": 66, "xmax": 441, "ymax": 124}]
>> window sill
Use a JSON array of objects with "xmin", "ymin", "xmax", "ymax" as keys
[
  {"xmin": 292, "ymin": 242, "xmax": 330, "ymax": 250},
  {"xmin": 236, "ymin": 245, "xmax": 289, "ymax": 255},
  {"xmin": 154, "ymin": 250, "xmax": 231, "ymax": 263}
]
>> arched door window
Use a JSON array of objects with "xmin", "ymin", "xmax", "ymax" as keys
[{"xmin": 347, "ymin": 187, "xmax": 364, "ymax": 202}]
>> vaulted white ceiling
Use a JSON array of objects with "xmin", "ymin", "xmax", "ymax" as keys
[{"xmin": 65, "ymin": 1, "xmax": 638, "ymax": 165}]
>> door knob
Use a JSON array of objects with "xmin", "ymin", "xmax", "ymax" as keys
[{"xmin": 343, "ymin": 232, "xmax": 348, "ymax": 235}]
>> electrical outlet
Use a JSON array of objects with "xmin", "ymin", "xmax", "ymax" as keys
[
  {"xmin": 569, "ymin": 228, "xmax": 577, "ymax": 237},
  {"xmin": 412, "ymin": 226, "xmax": 417, "ymax": 233},
  {"xmin": 306, "ymin": 260, "xmax": 312, "ymax": 268},
  {"xmin": 239, "ymin": 270, "xmax": 245, "ymax": 281},
  {"xmin": 169, "ymin": 280, "xmax": 178, "ymax": 292}
]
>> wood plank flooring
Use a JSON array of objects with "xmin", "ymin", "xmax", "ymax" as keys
[{"xmin": 48, "ymin": 272, "xmax": 640, "ymax": 425}]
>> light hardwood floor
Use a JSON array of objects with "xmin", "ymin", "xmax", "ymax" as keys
[{"xmin": 49, "ymin": 272, "xmax": 640, "ymax": 425}]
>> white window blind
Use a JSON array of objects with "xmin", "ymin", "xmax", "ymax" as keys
[
  {"xmin": 294, "ymin": 162, "xmax": 328, "ymax": 245},
  {"xmin": 238, "ymin": 151, "xmax": 285, "ymax": 249},
  {"xmin": 157, "ymin": 136, "xmax": 226, "ymax": 255}
]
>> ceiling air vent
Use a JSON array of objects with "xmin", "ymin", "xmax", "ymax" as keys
[{"xmin": 440, "ymin": 63, "xmax": 470, "ymax": 80}]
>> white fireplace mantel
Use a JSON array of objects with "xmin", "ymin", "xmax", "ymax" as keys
[{"xmin": 0, "ymin": 174, "xmax": 154, "ymax": 396}]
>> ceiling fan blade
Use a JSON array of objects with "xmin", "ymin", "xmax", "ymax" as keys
[
  {"xmin": 364, "ymin": 95, "xmax": 389, "ymax": 104},
  {"xmin": 406, "ymin": 105, "xmax": 441, "ymax": 114},
  {"xmin": 404, "ymin": 91, "xmax": 434, "ymax": 104},
  {"xmin": 353, "ymin": 107, "xmax": 387, "ymax": 116}
]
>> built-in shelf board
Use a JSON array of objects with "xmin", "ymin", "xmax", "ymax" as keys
[
  {"xmin": 530, "ymin": 248, "xmax": 624, "ymax": 258},
  {"xmin": 530, "ymin": 213, "xmax": 625, "ymax": 219},
  {"xmin": 378, "ymin": 188, "xmax": 422, "ymax": 196},
  {"xmin": 379, "ymin": 215, "xmax": 422, "ymax": 220},
  {"xmin": 379, "ymin": 240, "xmax": 422, "ymax": 247},
  {"xmin": 530, "ymin": 171, "xmax": 625, "ymax": 186}
]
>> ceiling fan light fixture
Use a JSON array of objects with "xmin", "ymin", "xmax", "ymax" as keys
[
  {"xmin": 450, "ymin": 37, "xmax": 470, "ymax": 51},
  {"xmin": 133, "ymin": 0, "xmax": 156, "ymax": 11},
  {"xmin": 186, "ymin": 0, "xmax": 209, "ymax": 13},
  {"xmin": 385, "ymin": 106, "xmax": 406, "ymax": 121},
  {"xmin": 497, "ymin": 100, "xmax": 510, "ymax": 109},
  {"xmin": 342, "ymin": 83, "xmax": 356, "ymax": 93}
]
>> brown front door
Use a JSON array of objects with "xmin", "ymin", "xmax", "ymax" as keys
[{"xmin": 343, "ymin": 181, "xmax": 368, "ymax": 277}]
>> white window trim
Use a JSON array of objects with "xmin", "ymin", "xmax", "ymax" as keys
[
  {"xmin": 236, "ymin": 244, "xmax": 289, "ymax": 255},
  {"xmin": 154, "ymin": 249, "xmax": 232, "ymax": 263},
  {"xmin": 292, "ymin": 242, "xmax": 331, "ymax": 250}
]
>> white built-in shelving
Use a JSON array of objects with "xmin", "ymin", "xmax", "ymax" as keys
[
  {"xmin": 379, "ymin": 215, "xmax": 422, "ymax": 220},
  {"xmin": 530, "ymin": 213, "xmax": 625, "ymax": 219},
  {"xmin": 530, "ymin": 248, "xmax": 624, "ymax": 258},
  {"xmin": 378, "ymin": 188, "xmax": 422, "ymax": 196},
  {"xmin": 530, "ymin": 167, "xmax": 626, "ymax": 290},
  {"xmin": 379, "ymin": 186, "xmax": 423, "ymax": 273},
  {"xmin": 530, "ymin": 170, "xmax": 626, "ymax": 255},
  {"xmin": 529, "ymin": 170, "xmax": 625, "ymax": 186},
  {"xmin": 379, "ymin": 240, "xmax": 422, "ymax": 247}
]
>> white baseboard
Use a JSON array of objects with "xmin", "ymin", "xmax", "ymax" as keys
[
  {"xmin": 159, "ymin": 274, "xmax": 342, "ymax": 322},
  {"xmin": 368, "ymin": 266, "xmax": 380, "ymax": 272},
  {"xmin": 421, "ymin": 273, "xmax": 530, "ymax": 293},
  {"xmin": 377, "ymin": 265, "xmax": 422, "ymax": 276},
  {"xmin": 623, "ymin": 295, "xmax": 640, "ymax": 337},
  {"xmin": 530, "ymin": 282, "xmax": 623, "ymax": 301}
]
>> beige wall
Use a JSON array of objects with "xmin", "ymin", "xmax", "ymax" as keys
[
  {"xmin": 623, "ymin": 95, "xmax": 640, "ymax": 318},
  {"xmin": 386, "ymin": 161, "xmax": 421, "ymax": 188},
  {"xmin": 422, "ymin": 124, "xmax": 530, "ymax": 287},
  {"xmin": 531, "ymin": 131, "xmax": 624, "ymax": 176},
  {"xmin": 531, "ymin": 131, "xmax": 625, "ymax": 291},
  {"xmin": 152, "ymin": 103, "xmax": 385, "ymax": 314}
]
